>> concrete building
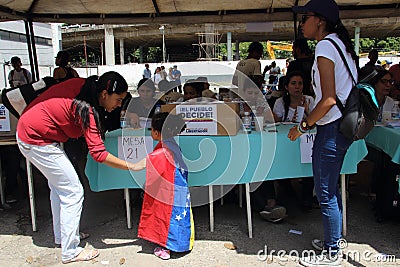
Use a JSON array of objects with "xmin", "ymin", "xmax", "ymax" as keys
[{"xmin": 0, "ymin": 21, "xmax": 55, "ymax": 88}]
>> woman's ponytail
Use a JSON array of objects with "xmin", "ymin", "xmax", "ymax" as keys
[{"xmin": 71, "ymin": 75, "xmax": 104, "ymax": 135}]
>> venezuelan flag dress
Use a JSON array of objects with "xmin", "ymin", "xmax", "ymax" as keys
[{"xmin": 138, "ymin": 138, "xmax": 194, "ymax": 252}]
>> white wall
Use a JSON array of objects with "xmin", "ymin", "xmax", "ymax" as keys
[{"xmin": 2, "ymin": 57, "xmax": 399, "ymax": 89}]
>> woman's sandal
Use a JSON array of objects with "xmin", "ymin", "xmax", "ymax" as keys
[
  {"xmin": 62, "ymin": 248, "xmax": 99, "ymax": 264},
  {"xmin": 154, "ymin": 246, "xmax": 170, "ymax": 260}
]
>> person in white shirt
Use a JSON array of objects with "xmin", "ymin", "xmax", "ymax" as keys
[
  {"xmin": 8, "ymin": 56, "xmax": 32, "ymax": 87},
  {"xmin": 364, "ymin": 68, "xmax": 396, "ymax": 121},
  {"xmin": 273, "ymin": 71, "xmax": 314, "ymax": 122},
  {"xmin": 290, "ymin": 1, "xmax": 358, "ymax": 265}
]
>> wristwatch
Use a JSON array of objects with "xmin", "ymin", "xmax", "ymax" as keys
[{"xmin": 298, "ymin": 119, "xmax": 314, "ymax": 133}]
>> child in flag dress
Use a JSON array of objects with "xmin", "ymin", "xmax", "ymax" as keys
[{"xmin": 138, "ymin": 112, "xmax": 194, "ymax": 260}]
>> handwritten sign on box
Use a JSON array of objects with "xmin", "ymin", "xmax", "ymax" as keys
[
  {"xmin": 118, "ymin": 136, "xmax": 153, "ymax": 163},
  {"xmin": 300, "ymin": 133, "xmax": 316, "ymax": 164}
]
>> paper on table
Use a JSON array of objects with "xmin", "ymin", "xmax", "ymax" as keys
[{"xmin": 386, "ymin": 120, "xmax": 400, "ymax": 128}]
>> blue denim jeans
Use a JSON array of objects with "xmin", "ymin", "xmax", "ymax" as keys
[{"xmin": 312, "ymin": 119, "xmax": 352, "ymax": 251}]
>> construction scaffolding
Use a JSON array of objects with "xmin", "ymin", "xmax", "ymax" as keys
[{"xmin": 193, "ymin": 24, "xmax": 221, "ymax": 61}]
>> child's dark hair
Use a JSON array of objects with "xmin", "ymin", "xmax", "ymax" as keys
[
  {"xmin": 152, "ymin": 112, "xmax": 186, "ymax": 138},
  {"xmin": 72, "ymin": 71, "xmax": 128, "ymax": 136}
]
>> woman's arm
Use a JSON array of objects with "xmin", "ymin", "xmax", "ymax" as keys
[
  {"xmin": 288, "ymin": 57, "xmax": 336, "ymax": 141},
  {"xmin": 102, "ymin": 153, "xmax": 146, "ymax": 171},
  {"xmin": 305, "ymin": 57, "xmax": 336, "ymax": 126}
]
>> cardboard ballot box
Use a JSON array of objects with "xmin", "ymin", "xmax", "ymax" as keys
[
  {"xmin": 0, "ymin": 97, "xmax": 18, "ymax": 141},
  {"xmin": 161, "ymin": 102, "xmax": 240, "ymax": 136}
]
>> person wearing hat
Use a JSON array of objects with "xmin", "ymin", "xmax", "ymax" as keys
[
  {"xmin": 196, "ymin": 76, "xmax": 217, "ymax": 100},
  {"xmin": 8, "ymin": 56, "xmax": 32, "ymax": 87},
  {"xmin": 16, "ymin": 72, "xmax": 146, "ymax": 263},
  {"xmin": 288, "ymin": 0, "xmax": 358, "ymax": 266},
  {"xmin": 380, "ymin": 60, "xmax": 392, "ymax": 70}
]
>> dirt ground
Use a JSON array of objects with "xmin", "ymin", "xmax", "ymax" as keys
[{"xmin": 1, "ymin": 163, "xmax": 400, "ymax": 267}]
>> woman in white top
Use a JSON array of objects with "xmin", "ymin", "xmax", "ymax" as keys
[
  {"xmin": 289, "ymin": 1, "xmax": 358, "ymax": 266},
  {"xmin": 153, "ymin": 67, "xmax": 163, "ymax": 89},
  {"xmin": 273, "ymin": 71, "xmax": 314, "ymax": 122},
  {"xmin": 367, "ymin": 69, "xmax": 396, "ymax": 121}
]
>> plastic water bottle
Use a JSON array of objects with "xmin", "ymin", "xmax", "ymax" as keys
[
  {"xmin": 154, "ymin": 104, "xmax": 161, "ymax": 115},
  {"xmin": 120, "ymin": 110, "xmax": 128, "ymax": 128},
  {"xmin": 243, "ymin": 112, "xmax": 252, "ymax": 134},
  {"xmin": 391, "ymin": 101, "xmax": 400, "ymax": 120},
  {"xmin": 250, "ymin": 105, "xmax": 256, "ymax": 130}
]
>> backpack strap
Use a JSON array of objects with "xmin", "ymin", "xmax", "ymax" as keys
[
  {"xmin": 324, "ymin": 38, "xmax": 357, "ymax": 114},
  {"xmin": 10, "ymin": 69, "xmax": 14, "ymax": 85},
  {"xmin": 22, "ymin": 68, "xmax": 29, "ymax": 84}
]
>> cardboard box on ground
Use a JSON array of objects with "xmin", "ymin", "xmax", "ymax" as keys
[{"xmin": 161, "ymin": 102, "xmax": 240, "ymax": 136}]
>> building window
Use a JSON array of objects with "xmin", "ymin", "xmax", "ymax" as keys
[{"xmin": 0, "ymin": 29, "xmax": 51, "ymax": 46}]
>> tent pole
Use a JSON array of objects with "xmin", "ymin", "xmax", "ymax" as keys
[
  {"xmin": 29, "ymin": 20, "xmax": 40, "ymax": 81},
  {"xmin": 24, "ymin": 20, "xmax": 36, "ymax": 81}
]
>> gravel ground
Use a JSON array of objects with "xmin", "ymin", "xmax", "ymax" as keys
[{"xmin": 1, "ymin": 169, "xmax": 400, "ymax": 267}]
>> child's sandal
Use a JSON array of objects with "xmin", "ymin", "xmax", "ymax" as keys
[{"xmin": 154, "ymin": 246, "xmax": 170, "ymax": 260}]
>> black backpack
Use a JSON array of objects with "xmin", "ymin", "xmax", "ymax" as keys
[
  {"xmin": 1, "ymin": 77, "xmax": 57, "ymax": 118},
  {"xmin": 325, "ymin": 38, "xmax": 379, "ymax": 141}
]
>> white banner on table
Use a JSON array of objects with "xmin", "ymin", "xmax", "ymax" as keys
[
  {"xmin": 176, "ymin": 104, "xmax": 218, "ymax": 135},
  {"xmin": 300, "ymin": 133, "xmax": 316, "ymax": 163},
  {"xmin": 118, "ymin": 136, "xmax": 153, "ymax": 163},
  {"xmin": 0, "ymin": 104, "xmax": 11, "ymax": 132}
]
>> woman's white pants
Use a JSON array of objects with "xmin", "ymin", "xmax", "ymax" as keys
[{"xmin": 17, "ymin": 137, "xmax": 84, "ymax": 261}]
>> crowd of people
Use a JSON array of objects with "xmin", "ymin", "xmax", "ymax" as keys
[
  {"xmin": 143, "ymin": 64, "xmax": 182, "ymax": 92},
  {"xmin": 1, "ymin": 0, "xmax": 400, "ymax": 265}
]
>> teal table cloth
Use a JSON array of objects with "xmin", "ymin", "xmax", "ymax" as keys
[
  {"xmin": 85, "ymin": 124, "xmax": 368, "ymax": 191},
  {"xmin": 365, "ymin": 126, "xmax": 400, "ymax": 164}
]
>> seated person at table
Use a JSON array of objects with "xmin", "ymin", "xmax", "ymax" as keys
[
  {"xmin": 157, "ymin": 80, "xmax": 183, "ymax": 103},
  {"xmin": 177, "ymin": 80, "xmax": 205, "ymax": 102},
  {"xmin": 196, "ymin": 76, "xmax": 217, "ymax": 100},
  {"xmin": 234, "ymin": 76, "xmax": 287, "ymax": 222},
  {"xmin": 138, "ymin": 112, "xmax": 194, "ymax": 260},
  {"xmin": 126, "ymin": 78, "xmax": 165, "ymax": 128},
  {"xmin": 273, "ymin": 71, "xmax": 314, "ymax": 122},
  {"xmin": 236, "ymin": 76, "xmax": 274, "ymax": 123},
  {"xmin": 361, "ymin": 67, "xmax": 398, "ymax": 222},
  {"xmin": 368, "ymin": 68, "xmax": 396, "ymax": 121}
]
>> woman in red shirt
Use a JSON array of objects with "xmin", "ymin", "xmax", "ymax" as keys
[{"xmin": 17, "ymin": 71, "xmax": 145, "ymax": 264}]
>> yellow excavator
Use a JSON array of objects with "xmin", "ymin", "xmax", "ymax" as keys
[{"xmin": 266, "ymin": 40, "xmax": 293, "ymax": 59}]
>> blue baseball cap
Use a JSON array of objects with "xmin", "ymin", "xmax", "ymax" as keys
[{"xmin": 293, "ymin": 0, "xmax": 340, "ymax": 25}]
